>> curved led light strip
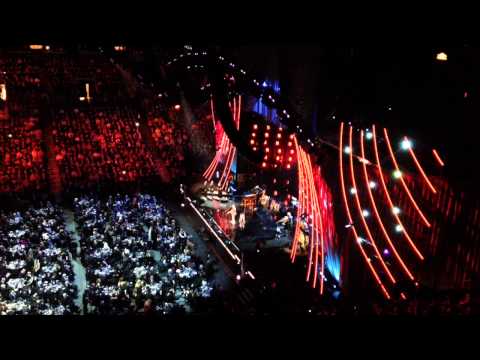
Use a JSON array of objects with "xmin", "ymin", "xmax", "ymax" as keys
[
  {"xmin": 349, "ymin": 126, "xmax": 396, "ymax": 284},
  {"xmin": 405, "ymin": 137, "xmax": 437, "ymax": 194},
  {"xmin": 339, "ymin": 123, "xmax": 391, "ymax": 299},
  {"xmin": 305, "ymin": 152, "xmax": 325, "ymax": 294},
  {"xmin": 360, "ymin": 130, "xmax": 415, "ymax": 281},
  {"xmin": 373, "ymin": 126, "xmax": 424, "ymax": 260},
  {"xmin": 432, "ymin": 149, "xmax": 445, "ymax": 167},
  {"xmin": 383, "ymin": 129, "xmax": 431, "ymax": 228}
]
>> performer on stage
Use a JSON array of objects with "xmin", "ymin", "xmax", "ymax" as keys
[
  {"xmin": 226, "ymin": 204, "xmax": 237, "ymax": 226},
  {"xmin": 238, "ymin": 207, "xmax": 246, "ymax": 230},
  {"xmin": 298, "ymin": 213, "xmax": 310, "ymax": 256}
]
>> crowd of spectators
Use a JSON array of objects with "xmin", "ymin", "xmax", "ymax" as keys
[
  {"xmin": 0, "ymin": 114, "xmax": 47, "ymax": 194},
  {"xmin": 147, "ymin": 106, "xmax": 190, "ymax": 180},
  {"xmin": 74, "ymin": 193, "xmax": 214, "ymax": 314},
  {"xmin": 52, "ymin": 108, "xmax": 157, "ymax": 193},
  {"xmin": 0, "ymin": 203, "xmax": 79, "ymax": 315}
]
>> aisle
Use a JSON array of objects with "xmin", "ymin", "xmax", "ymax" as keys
[{"xmin": 63, "ymin": 208, "xmax": 87, "ymax": 314}]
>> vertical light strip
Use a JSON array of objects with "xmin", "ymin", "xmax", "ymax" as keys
[
  {"xmin": 373, "ymin": 126, "xmax": 424, "ymax": 260},
  {"xmin": 383, "ymin": 128, "xmax": 431, "ymax": 228},
  {"xmin": 349, "ymin": 126, "xmax": 396, "ymax": 284},
  {"xmin": 432, "ymin": 149, "xmax": 445, "ymax": 167},
  {"xmin": 360, "ymin": 131, "xmax": 415, "ymax": 280},
  {"xmin": 405, "ymin": 137, "xmax": 437, "ymax": 194},
  {"xmin": 339, "ymin": 123, "xmax": 391, "ymax": 299}
]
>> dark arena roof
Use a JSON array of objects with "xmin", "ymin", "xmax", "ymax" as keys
[{"xmin": 1, "ymin": 38, "xmax": 479, "ymax": 321}]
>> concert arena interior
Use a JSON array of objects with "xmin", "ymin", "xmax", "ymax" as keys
[{"xmin": 0, "ymin": 43, "xmax": 478, "ymax": 316}]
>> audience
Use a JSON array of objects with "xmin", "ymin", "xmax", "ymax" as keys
[
  {"xmin": 0, "ymin": 203, "xmax": 79, "ymax": 315},
  {"xmin": 51, "ymin": 108, "xmax": 157, "ymax": 193},
  {"xmin": 74, "ymin": 193, "xmax": 213, "ymax": 315}
]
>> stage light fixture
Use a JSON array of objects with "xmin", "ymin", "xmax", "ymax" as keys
[
  {"xmin": 266, "ymin": 148, "xmax": 270, "ymax": 153},
  {"xmin": 250, "ymin": 140, "xmax": 255, "ymax": 145},
  {"xmin": 362, "ymin": 209, "xmax": 370, "ymax": 218},
  {"xmin": 174, "ymin": 104, "xmax": 181, "ymax": 110},
  {"xmin": 267, "ymin": 125, "xmax": 271, "ymax": 130},
  {"xmin": 401, "ymin": 138, "xmax": 412, "ymax": 150},
  {"xmin": 392, "ymin": 206, "xmax": 401, "ymax": 215},
  {"xmin": 290, "ymin": 149, "xmax": 294, "ymax": 154},
  {"xmin": 277, "ymin": 133, "xmax": 282, "ymax": 139},
  {"xmin": 262, "ymin": 162, "xmax": 267, "ymax": 168},
  {"xmin": 253, "ymin": 147, "xmax": 257, "ymax": 151},
  {"xmin": 436, "ymin": 52, "xmax": 448, "ymax": 61},
  {"xmin": 265, "ymin": 132, "xmax": 270, "ymax": 138},
  {"xmin": 350, "ymin": 187, "xmax": 357, "ymax": 195},
  {"xmin": 344, "ymin": 146, "xmax": 351, "ymax": 154},
  {"xmin": 369, "ymin": 181, "xmax": 377, "ymax": 189},
  {"xmin": 393, "ymin": 170, "xmax": 402, "ymax": 179},
  {"xmin": 288, "ymin": 142, "xmax": 292, "ymax": 147},
  {"xmin": 275, "ymin": 141, "xmax": 280, "ymax": 146},
  {"xmin": 395, "ymin": 224, "xmax": 403, "ymax": 233},
  {"xmin": 277, "ymin": 149, "xmax": 282, "ymax": 154},
  {"xmin": 365, "ymin": 132, "xmax": 373, "ymax": 140},
  {"xmin": 253, "ymin": 124, "xmax": 258, "ymax": 129},
  {"xmin": 287, "ymin": 164, "xmax": 291, "ymax": 169},
  {"xmin": 383, "ymin": 249, "xmax": 390, "ymax": 256}
]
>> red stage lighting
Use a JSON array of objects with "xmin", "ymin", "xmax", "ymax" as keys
[
  {"xmin": 274, "ymin": 191, "xmax": 278, "ymax": 196},
  {"xmin": 265, "ymin": 133, "xmax": 270, "ymax": 138},
  {"xmin": 253, "ymin": 147, "xmax": 257, "ymax": 151},
  {"xmin": 287, "ymin": 164, "xmax": 291, "ymax": 169},
  {"xmin": 262, "ymin": 162, "xmax": 267, "ymax": 168},
  {"xmin": 252, "ymin": 133, "xmax": 256, "ymax": 137},
  {"xmin": 288, "ymin": 141, "xmax": 292, "ymax": 147},
  {"xmin": 174, "ymin": 104, "xmax": 181, "ymax": 110},
  {"xmin": 277, "ymin": 149, "xmax": 282, "ymax": 154},
  {"xmin": 276, "ymin": 156, "xmax": 280, "ymax": 161},
  {"xmin": 266, "ymin": 148, "xmax": 270, "ymax": 153},
  {"xmin": 253, "ymin": 124, "xmax": 258, "ymax": 129},
  {"xmin": 290, "ymin": 149, "xmax": 294, "ymax": 154},
  {"xmin": 250, "ymin": 140, "xmax": 255, "ymax": 145},
  {"xmin": 275, "ymin": 141, "xmax": 280, "ymax": 146},
  {"xmin": 288, "ymin": 156, "xmax": 292, "ymax": 162},
  {"xmin": 267, "ymin": 125, "xmax": 271, "ymax": 130}
]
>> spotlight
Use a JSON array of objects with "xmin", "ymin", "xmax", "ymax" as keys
[
  {"xmin": 365, "ymin": 132, "xmax": 373, "ymax": 140},
  {"xmin": 253, "ymin": 147, "xmax": 257, "ymax": 151},
  {"xmin": 253, "ymin": 124, "xmax": 258, "ymax": 130},
  {"xmin": 290, "ymin": 149, "xmax": 294, "ymax": 154},
  {"xmin": 265, "ymin": 132, "xmax": 270, "ymax": 138},
  {"xmin": 288, "ymin": 142, "xmax": 292, "ymax": 147},
  {"xmin": 180, "ymin": 203, "xmax": 185, "ymax": 208},
  {"xmin": 250, "ymin": 140, "xmax": 255, "ymax": 145},
  {"xmin": 383, "ymin": 249, "xmax": 390, "ymax": 256},
  {"xmin": 436, "ymin": 52, "xmax": 448, "ymax": 61},
  {"xmin": 393, "ymin": 170, "xmax": 402, "ymax": 179},
  {"xmin": 369, "ymin": 181, "xmax": 377, "ymax": 189},
  {"xmin": 392, "ymin": 206, "xmax": 401, "ymax": 215},
  {"xmin": 287, "ymin": 164, "xmax": 291, "ymax": 169},
  {"xmin": 265, "ymin": 148, "xmax": 270, "ymax": 153},
  {"xmin": 174, "ymin": 104, "xmax": 181, "ymax": 110},
  {"xmin": 122, "ymin": 170, "xmax": 127, "ymax": 175},
  {"xmin": 236, "ymin": 275, "xmax": 241, "ymax": 281},
  {"xmin": 350, "ymin": 187, "xmax": 357, "ymax": 195},
  {"xmin": 395, "ymin": 224, "xmax": 403, "ymax": 233},
  {"xmin": 362, "ymin": 209, "xmax": 370, "ymax": 218},
  {"xmin": 357, "ymin": 237, "xmax": 365, "ymax": 244},
  {"xmin": 262, "ymin": 162, "xmax": 267, "ymax": 168},
  {"xmin": 344, "ymin": 146, "xmax": 351, "ymax": 154},
  {"xmin": 135, "ymin": 122, "xmax": 140, "ymax": 127},
  {"xmin": 8, "ymin": 133, "xmax": 13, "ymax": 139},
  {"xmin": 401, "ymin": 138, "xmax": 412, "ymax": 150},
  {"xmin": 277, "ymin": 133, "xmax": 282, "ymax": 139}
]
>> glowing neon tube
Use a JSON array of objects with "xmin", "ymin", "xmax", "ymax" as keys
[
  {"xmin": 373, "ymin": 126, "xmax": 424, "ymax": 260},
  {"xmin": 383, "ymin": 129, "xmax": 431, "ymax": 228}
]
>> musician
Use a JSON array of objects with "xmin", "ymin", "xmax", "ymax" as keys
[
  {"xmin": 225, "ymin": 204, "xmax": 237, "ymax": 226},
  {"xmin": 238, "ymin": 207, "xmax": 246, "ymax": 230},
  {"xmin": 298, "ymin": 213, "xmax": 310, "ymax": 255}
]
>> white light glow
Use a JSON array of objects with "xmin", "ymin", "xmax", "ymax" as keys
[
  {"xmin": 362, "ymin": 209, "xmax": 370, "ymax": 218},
  {"xmin": 344, "ymin": 146, "xmax": 351, "ymax": 154},
  {"xmin": 392, "ymin": 207, "xmax": 401, "ymax": 215},
  {"xmin": 350, "ymin": 188, "xmax": 357, "ymax": 195},
  {"xmin": 401, "ymin": 138, "xmax": 412, "ymax": 150},
  {"xmin": 369, "ymin": 181, "xmax": 377, "ymax": 189},
  {"xmin": 393, "ymin": 170, "xmax": 402, "ymax": 179}
]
